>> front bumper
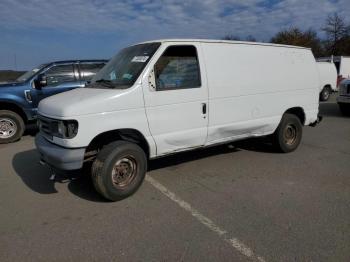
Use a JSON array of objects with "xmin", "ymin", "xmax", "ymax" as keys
[
  {"xmin": 35, "ymin": 134, "xmax": 85, "ymax": 170},
  {"xmin": 337, "ymin": 95, "xmax": 350, "ymax": 104},
  {"xmin": 309, "ymin": 114, "xmax": 323, "ymax": 127}
]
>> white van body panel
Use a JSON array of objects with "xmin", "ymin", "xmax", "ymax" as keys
[
  {"xmin": 316, "ymin": 62, "xmax": 337, "ymax": 91},
  {"xmin": 38, "ymin": 85, "xmax": 157, "ymax": 156},
  {"xmin": 317, "ymin": 56, "xmax": 350, "ymax": 79},
  {"xmin": 141, "ymin": 42, "xmax": 209, "ymax": 156},
  {"xmin": 39, "ymin": 87, "xmax": 143, "ymax": 117},
  {"xmin": 201, "ymin": 42, "xmax": 319, "ymax": 145},
  {"xmin": 37, "ymin": 39, "xmax": 320, "ymax": 160},
  {"xmin": 339, "ymin": 57, "xmax": 350, "ymax": 78}
]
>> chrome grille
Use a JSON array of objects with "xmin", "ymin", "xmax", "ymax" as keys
[{"xmin": 38, "ymin": 115, "xmax": 56, "ymax": 139}]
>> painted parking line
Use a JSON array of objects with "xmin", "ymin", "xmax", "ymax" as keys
[{"xmin": 146, "ymin": 175, "xmax": 265, "ymax": 262}]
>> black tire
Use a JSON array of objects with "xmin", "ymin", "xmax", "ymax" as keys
[
  {"xmin": 338, "ymin": 103, "xmax": 350, "ymax": 116},
  {"xmin": 320, "ymin": 86, "xmax": 331, "ymax": 101},
  {"xmin": 91, "ymin": 141, "xmax": 147, "ymax": 201},
  {"xmin": 272, "ymin": 113, "xmax": 303, "ymax": 153},
  {"xmin": 0, "ymin": 110, "xmax": 25, "ymax": 144}
]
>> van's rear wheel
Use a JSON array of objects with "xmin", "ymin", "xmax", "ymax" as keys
[
  {"xmin": 272, "ymin": 113, "xmax": 302, "ymax": 153},
  {"xmin": 0, "ymin": 110, "xmax": 25, "ymax": 144},
  {"xmin": 320, "ymin": 86, "xmax": 331, "ymax": 101},
  {"xmin": 91, "ymin": 141, "xmax": 147, "ymax": 201}
]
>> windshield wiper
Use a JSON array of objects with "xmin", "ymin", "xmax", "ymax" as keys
[{"xmin": 94, "ymin": 79, "xmax": 115, "ymax": 88}]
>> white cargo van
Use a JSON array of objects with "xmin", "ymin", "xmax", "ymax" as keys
[
  {"xmin": 317, "ymin": 56, "xmax": 350, "ymax": 86},
  {"xmin": 35, "ymin": 39, "xmax": 321, "ymax": 201},
  {"xmin": 316, "ymin": 61, "xmax": 337, "ymax": 101}
]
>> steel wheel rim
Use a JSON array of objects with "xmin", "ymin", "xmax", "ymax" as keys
[
  {"xmin": 284, "ymin": 124, "xmax": 297, "ymax": 146},
  {"xmin": 111, "ymin": 156, "xmax": 137, "ymax": 189},
  {"xmin": 0, "ymin": 118, "xmax": 17, "ymax": 139},
  {"xmin": 324, "ymin": 90, "xmax": 329, "ymax": 99}
]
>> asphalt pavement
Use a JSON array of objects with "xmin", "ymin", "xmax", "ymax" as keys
[{"xmin": 0, "ymin": 94, "xmax": 349, "ymax": 261}]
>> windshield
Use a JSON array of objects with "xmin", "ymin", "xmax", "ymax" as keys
[
  {"xmin": 90, "ymin": 43, "xmax": 161, "ymax": 89},
  {"xmin": 16, "ymin": 63, "xmax": 48, "ymax": 82}
]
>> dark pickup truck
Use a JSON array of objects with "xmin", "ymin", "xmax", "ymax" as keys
[{"xmin": 0, "ymin": 60, "xmax": 107, "ymax": 143}]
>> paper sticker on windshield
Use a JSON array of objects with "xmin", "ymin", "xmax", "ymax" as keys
[{"xmin": 132, "ymin": 56, "xmax": 149, "ymax": 63}]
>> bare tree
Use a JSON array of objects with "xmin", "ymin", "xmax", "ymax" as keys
[
  {"xmin": 245, "ymin": 35, "xmax": 256, "ymax": 42},
  {"xmin": 222, "ymin": 34, "xmax": 257, "ymax": 42},
  {"xmin": 322, "ymin": 13, "xmax": 350, "ymax": 55},
  {"xmin": 222, "ymin": 34, "xmax": 241, "ymax": 41}
]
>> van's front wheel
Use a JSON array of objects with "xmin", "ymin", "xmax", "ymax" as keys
[
  {"xmin": 91, "ymin": 141, "xmax": 147, "ymax": 201},
  {"xmin": 272, "ymin": 113, "xmax": 302, "ymax": 153}
]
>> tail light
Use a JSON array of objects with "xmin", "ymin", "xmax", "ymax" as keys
[{"xmin": 337, "ymin": 75, "xmax": 345, "ymax": 87}]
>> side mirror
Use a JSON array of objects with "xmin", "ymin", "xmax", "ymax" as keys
[
  {"xmin": 148, "ymin": 68, "xmax": 156, "ymax": 90},
  {"xmin": 35, "ymin": 74, "xmax": 47, "ymax": 89},
  {"xmin": 84, "ymin": 80, "xmax": 91, "ymax": 87}
]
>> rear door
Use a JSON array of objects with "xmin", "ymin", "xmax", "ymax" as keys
[{"xmin": 142, "ymin": 43, "xmax": 208, "ymax": 156}]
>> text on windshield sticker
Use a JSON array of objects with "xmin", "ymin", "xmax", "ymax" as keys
[{"xmin": 131, "ymin": 56, "xmax": 149, "ymax": 63}]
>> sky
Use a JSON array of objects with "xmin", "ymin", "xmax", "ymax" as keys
[{"xmin": 0, "ymin": 0, "xmax": 349, "ymax": 70}]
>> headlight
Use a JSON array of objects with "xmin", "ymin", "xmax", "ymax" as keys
[{"xmin": 52, "ymin": 120, "xmax": 79, "ymax": 139}]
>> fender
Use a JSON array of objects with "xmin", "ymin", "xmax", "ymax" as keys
[{"xmin": 0, "ymin": 94, "xmax": 33, "ymax": 121}]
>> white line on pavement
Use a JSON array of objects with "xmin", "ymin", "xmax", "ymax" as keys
[{"xmin": 145, "ymin": 175, "xmax": 265, "ymax": 262}]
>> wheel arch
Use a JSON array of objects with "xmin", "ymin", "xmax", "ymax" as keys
[
  {"xmin": 322, "ymin": 84, "xmax": 332, "ymax": 91},
  {"xmin": 0, "ymin": 101, "xmax": 28, "ymax": 123},
  {"xmin": 283, "ymin": 107, "xmax": 306, "ymax": 125},
  {"xmin": 85, "ymin": 128, "xmax": 151, "ymax": 160}
]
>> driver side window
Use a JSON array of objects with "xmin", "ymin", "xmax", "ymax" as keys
[
  {"xmin": 44, "ymin": 64, "xmax": 75, "ymax": 86},
  {"xmin": 155, "ymin": 45, "xmax": 201, "ymax": 91}
]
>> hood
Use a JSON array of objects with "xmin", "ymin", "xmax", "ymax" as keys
[
  {"xmin": 0, "ymin": 81, "xmax": 24, "ymax": 88},
  {"xmin": 38, "ymin": 86, "xmax": 144, "ymax": 118}
]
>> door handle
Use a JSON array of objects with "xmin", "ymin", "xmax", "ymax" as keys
[{"xmin": 202, "ymin": 103, "xmax": 207, "ymax": 114}]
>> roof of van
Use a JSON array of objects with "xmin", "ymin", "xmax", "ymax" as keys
[{"xmin": 139, "ymin": 39, "xmax": 311, "ymax": 50}]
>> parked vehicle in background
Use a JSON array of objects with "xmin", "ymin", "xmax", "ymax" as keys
[
  {"xmin": 317, "ymin": 56, "xmax": 350, "ymax": 87},
  {"xmin": 316, "ymin": 61, "xmax": 337, "ymax": 101},
  {"xmin": 0, "ymin": 60, "xmax": 107, "ymax": 144},
  {"xmin": 337, "ymin": 79, "xmax": 350, "ymax": 115},
  {"xmin": 36, "ymin": 39, "xmax": 321, "ymax": 201}
]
